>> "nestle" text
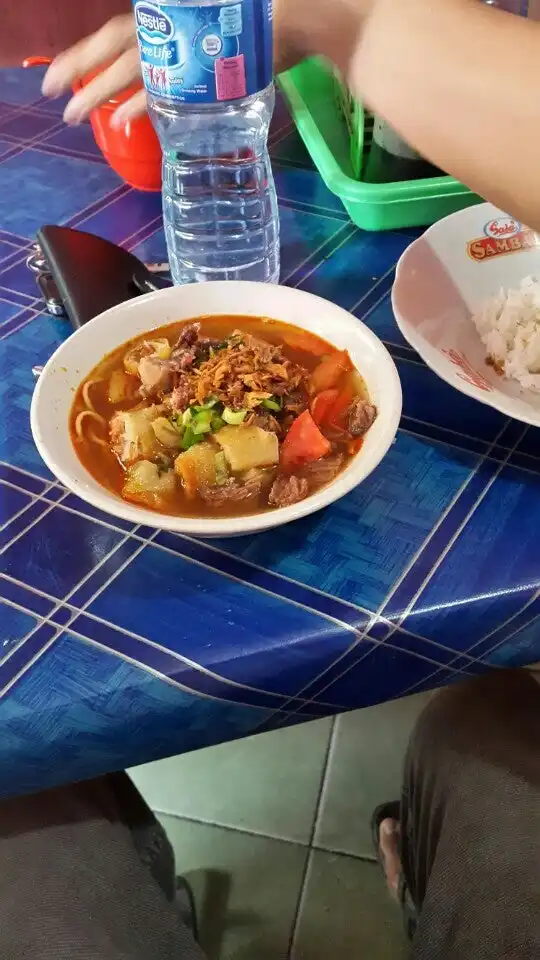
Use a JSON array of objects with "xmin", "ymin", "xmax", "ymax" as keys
[{"xmin": 138, "ymin": 11, "xmax": 169, "ymax": 32}]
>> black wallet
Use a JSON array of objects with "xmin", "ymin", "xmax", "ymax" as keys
[{"xmin": 32, "ymin": 225, "xmax": 170, "ymax": 330}]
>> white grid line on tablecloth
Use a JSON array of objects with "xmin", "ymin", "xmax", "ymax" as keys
[
  {"xmin": 0, "ymin": 479, "xmax": 58, "ymax": 532},
  {"xmin": 293, "ymin": 224, "xmax": 359, "ymax": 291},
  {"xmin": 0, "ymin": 489, "xmax": 70, "ymax": 553},
  {"xmin": 384, "ymin": 423, "xmax": 529, "ymax": 632},
  {"xmin": 350, "ymin": 264, "xmax": 396, "ymax": 317},
  {"xmin": 0, "ymin": 579, "xmax": 342, "ymax": 714},
  {"xmin": 292, "ymin": 423, "xmax": 529, "ymax": 711},
  {"xmin": 167, "ymin": 534, "xmax": 486, "ymax": 667},
  {"xmin": 0, "ymin": 456, "xmax": 505, "ymax": 671},
  {"xmin": 281, "ymin": 220, "xmax": 353, "ymax": 285},
  {"xmin": 0, "ymin": 115, "xmax": 66, "ymax": 161},
  {"xmin": 245, "ymin": 419, "xmax": 520, "ymax": 726},
  {"xmin": 275, "ymin": 192, "xmax": 352, "ymax": 221},
  {"xmin": 0, "ymin": 529, "xmax": 152, "ymax": 697}
]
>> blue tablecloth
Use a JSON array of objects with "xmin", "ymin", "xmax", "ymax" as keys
[{"xmin": 0, "ymin": 67, "xmax": 539, "ymax": 799}]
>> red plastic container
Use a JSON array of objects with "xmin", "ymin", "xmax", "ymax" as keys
[{"xmin": 24, "ymin": 57, "xmax": 162, "ymax": 192}]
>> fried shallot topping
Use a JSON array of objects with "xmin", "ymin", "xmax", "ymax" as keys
[{"xmin": 190, "ymin": 332, "xmax": 307, "ymax": 410}]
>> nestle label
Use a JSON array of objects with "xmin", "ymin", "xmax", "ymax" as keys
[
  {"xmin": 133, "ymin": 0, "xmax": 273, "ymax": 104},
  {"xmin": 135, "ymin": 3, "xmax": 174, "ymax": 42}
]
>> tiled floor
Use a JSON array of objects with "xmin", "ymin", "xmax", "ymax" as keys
[{"xmin": 129, "ymin": 690, "xmax": 431, "ymax": 959}]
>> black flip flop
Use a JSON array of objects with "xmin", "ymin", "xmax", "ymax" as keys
[{"xmin": 371, "ymin": 801, "xmax": 418, "ymax": 942}]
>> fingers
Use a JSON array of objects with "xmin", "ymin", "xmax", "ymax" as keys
[
  {"xmin": 42, "ymin": 14, "xmax": 137, "ymax": 98},
  {"xmin": 110, "ymin": 89, "xmax": 148, "ymax": 130},
  {"xmin": 62, "ymin": 47, "xmax": 143, "ymax": 125}
]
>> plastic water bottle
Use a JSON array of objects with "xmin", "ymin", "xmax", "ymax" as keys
[{"xmin": 133, "ymin": 0, "xmax": 279, "ymax": 285}]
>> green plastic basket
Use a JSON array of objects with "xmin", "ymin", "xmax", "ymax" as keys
[{"xmin": 278, "ymin": 59, "xmax": 482, "ymax": 232}]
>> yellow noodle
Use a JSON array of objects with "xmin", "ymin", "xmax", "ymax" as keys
[
  {"xmin": 81, "ymin": 379, "xmax": 102, "ymax": 412},
  {"xmin": 87, "ymin": 430, "xmax": 109, "ymax": 447},
  {"xmin": 74, "ymin": 409, "xmax": 107, "ymax": 442}
]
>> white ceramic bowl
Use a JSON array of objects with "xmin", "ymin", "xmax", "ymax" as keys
[
  {"xmin": 392, "ymin": 202, "xmax": 540, "ymax": 427},
  {"xmin": 31, "ymin": 281, "xmax": 401, "ymax": 537}
]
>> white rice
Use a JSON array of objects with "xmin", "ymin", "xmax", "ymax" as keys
[{"xmin": 472, "ymin": 276, "xmax": 540, "ymax": 392}]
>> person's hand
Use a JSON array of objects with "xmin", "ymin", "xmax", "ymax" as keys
[
  {"xmin": 42, "ymin": 14, "xmax": 145, "ymax": 129},
  {"xmin": 41, "ymin": 1, "xmax": 364, "ymax": 128}
]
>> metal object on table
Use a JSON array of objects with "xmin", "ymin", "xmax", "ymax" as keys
[
  {"xmin": 131, "ymin": 273, "xmax": 161, "ymax": 295},
  {"xmin": 37, "ymin": 273, "xmax": 66, "ymax": 317},
  {"xmin": 26, "ymin": 230, "xmax": 170, "ymax": 324},
  {"xmin": 26, "ymin": 243, "xmax": 48, "ymax": 275},
  {"xmin": 27, "ymin": 243, "xmax": 67, "ymax": 317},
  {"xmin": 133, "ymin": 260, "xmax": 172, "ymax": 293},
  {"xmin": 27, "ymin": 231, "xmax": 171, "ymax": 379}
]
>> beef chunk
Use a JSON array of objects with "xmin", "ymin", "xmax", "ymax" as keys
[
  {"xmin": 200, "ymin": 476, "xmax": 263, "ymax": 505},
  {"xmin": 234, "ymin": 331, "xmax": 280, "ymax": 364},
  {"xmin": 249, "ymin": 412, "xmax": 282, "ymax": 435},
  {"xmin": 347, "ymin": 398, "xmax": 377, "ymax": 437},
  {"xmin": 170, "ymin": 346, "xmax": 197, "ymax": 371},
  {"xmin": 195, "ymin": 337, "xmax": 222, "ymax": 364},
  {"xmin": 170, "ymin": 324, "xmax": 201, "ymax": 371},
  {"xmin": 174, "ymin": 323, "xmax": 200, "ymax": 349},
  {"xmin": 268, "ymin": 475, "xmax": 309, "ymax": 508},
  {"xmin": 283, "ymin": 390, "xmax": 309, "ymax": 416},
  {"xmin": 301, "ymin": 453, "xmax": 345, "ymax": 488},
  {"xmin": 168, "ymin": 376, "xmax": 192, "ymax": 412}
]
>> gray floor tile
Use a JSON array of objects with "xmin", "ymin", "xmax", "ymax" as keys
[
  {"xmin": 315, "ymin": 692, "xmax": 431, "ymax": 858},
  {"xmin": 160, "ymin": 814, "xmax": 307, "ymax": 960},
  {"xmin": 130, "ymin": 717, "xmax": 333, "ymax": 844},
  {"xmin": 292, "ymin": 851, "xmax": 406, "ymax": 960}
]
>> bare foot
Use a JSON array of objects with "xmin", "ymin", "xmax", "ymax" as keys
[{"xmin": 379, "ymin": 818, "xmax": 402, "ymax": 901}]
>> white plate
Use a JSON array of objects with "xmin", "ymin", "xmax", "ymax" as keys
[
  {"xmin": 31, "ymin": 281, "xmax": 402, "ymax": 538},
  {"xmin": 392, "ymin": 202, "xmax": 540, "ymax": 427}
]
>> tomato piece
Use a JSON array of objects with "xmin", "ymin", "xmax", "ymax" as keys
[
  {"xmin": 311, "ymin": 389, "xmax": 339, "ymax": 426},
  {"xmin": 281, "ymin": 410, "xmax": 331, "ymax": 471},
  {"xmin": 282, "ymin": 330, "xmax": 329, "ymax": 356},
  {"xmin": 326, "ymin": 382, "xmax": 355, "ymax": 427},
  {"xmin": 309, "ymin": 350, "xmax": 353, "ymax": 395}
]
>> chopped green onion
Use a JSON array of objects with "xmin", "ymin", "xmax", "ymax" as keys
[
  {"xmin": 195, "ymin": 408, "xmax": 213, "ymax": 422},
  {"xmin": 192, "ymin": 420, "xmax": 212, "ymax": 436},
  {"xmin": 222, "ymin": 407, "xmax": 248, "ymax": 425},
  {"xmin": 215, "ymin": 451, "xmax": 228, "ymax": 486},
  {"xmin": 191, "ymin": 409, "xmax": 213, "ymax": 430},
  {"xmin": 181, "ymin": 426, "xmax": 204, "ymax": 450},
  {"xmin": 172, "ymin": 415, "xmax": 185, "ymax": 433},
  {"xmin": 193, "ymin": 398, "xmax": 218, "ymax": 412},
  {"xmin": 261, "ymin": 398, "xmax": 281, "ymax": 412},
  {"xmin": 182, "ymin": 408, "xmax": 193, "ymax": 427},
  {"xmin": 211, "ymin": 415, "xmax": 225, "ymax": 432}
]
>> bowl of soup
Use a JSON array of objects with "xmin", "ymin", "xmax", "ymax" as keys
[{"xmin": 31, "ymin": 282, "xmax": 401, "ymax": 537}]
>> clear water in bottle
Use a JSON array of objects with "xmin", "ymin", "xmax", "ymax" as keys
[{"xmin": 134, "ymin": 0, "xmax": 279, "ymax": 285}]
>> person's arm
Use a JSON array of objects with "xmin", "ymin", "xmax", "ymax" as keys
[
  {"xmin": 349, "ymin": 0, "xmax": 540, "ymax": 229},
  {"xmin": 282, "ymin": 0, "xmax": 540, "ymax": 228},
  {"xmin": 42, "ymin": 0, "xmax": 540, "ymax": 229}
]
